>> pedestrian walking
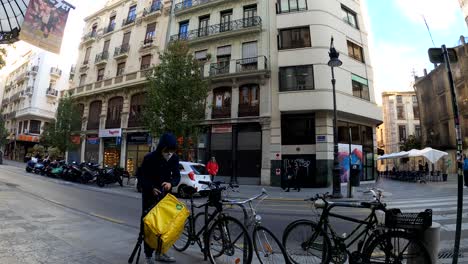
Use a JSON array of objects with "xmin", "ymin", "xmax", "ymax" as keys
[
  {"xmin": 206, "ymin": 156, "xmax": 219, "ymax": 181},
  {"xmin": 463, "ymin": 154, "xmax": 468, "ymax": 188},
  {"xmin": 139, "ymin": 133, "xmax": 181, "ymax": 263},
  {"xmin": 424, "ymin": 162, "xmax": 429, "ymax": 174},
  {"xmin": 284, "ymin": 163, "xmax": 295, "ymax": 192}
]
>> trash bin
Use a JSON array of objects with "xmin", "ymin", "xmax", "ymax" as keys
[{"xmin": 350, "ymin": 164, "xmax": 360, "ymax": 187}]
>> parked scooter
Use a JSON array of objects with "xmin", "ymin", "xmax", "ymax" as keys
[
  {"xmin": 78, "ymin": 162, "xmax": 99, "ymax": 184},
  {"xmin": 26, "ymin": 158, "xmax": 37, "ymax": 173},
  {"xmin": 33, "ymin": 159, "xmax": 46, "ymax": 175},
  {"xmin": 62, "ymin": 161, "xmax": 83, "ymax": 182},
  {"xmin": 96, "ymin": 165, "xmax": 124, "ymax": 187},
  {"xmin": 48, "ymin": 160, "xmax": 66, "ymax": 178}
]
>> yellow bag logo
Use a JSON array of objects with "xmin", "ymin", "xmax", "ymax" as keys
[{"xmin": 176, "ymin": 204, "xmax": 183, "ymax": 210}]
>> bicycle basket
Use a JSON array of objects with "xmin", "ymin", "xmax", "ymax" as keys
[{"xmin": 385, "ymin": 208, "xmax": 432, "ymax": 230}]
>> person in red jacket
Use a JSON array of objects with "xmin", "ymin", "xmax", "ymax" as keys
[{"xmin": 207, "ymin": 156, "xmax": 219, "ymax": 181}]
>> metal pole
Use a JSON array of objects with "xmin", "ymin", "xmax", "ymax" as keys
[
  {"xmin": 348, "ymin": 126, "xmax": 352, "ymax": 198},
  {"xmin": 331, "ymin": 67, "xmax": 342, "ymax": 198},
  {"xmin": 442, "ymin": 45, "xmax": 464, "ymax": 264}
]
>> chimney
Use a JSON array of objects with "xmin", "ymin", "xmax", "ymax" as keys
[{"xmin": 424, "ymin": 69, "xmax": 428, "ymax": 76}]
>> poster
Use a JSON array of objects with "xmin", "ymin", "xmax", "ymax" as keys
[
  {"xmin": 338, "ymin": 143, "xmax": 363, "ymax": 183},
  {"xmin": 20, "ymin": 0, "xmax": 75, "ymax": 54}
]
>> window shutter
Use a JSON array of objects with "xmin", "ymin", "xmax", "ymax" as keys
[
  {"xmin": 217, "ymin": 45, "xmax": 231, "ymax": 56},
  {"xmin": 242, "ymin": 41, "xmax": 257, "ymax": 59}
]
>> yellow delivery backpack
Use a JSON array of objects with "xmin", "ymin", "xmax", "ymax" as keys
[{"xmin": 143, "ymin": 193, "xmax": 190, "ymax": 254}]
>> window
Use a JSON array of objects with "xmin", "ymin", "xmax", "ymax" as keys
[
  {"xmin": 97, "ymin": 68, "xmax": 105, "ymax": 81},
  {"xmin": 347, "ymin": 40, "xmax": 364, "ymax": 63},
  {"xmin": 341, "ymin": 5, "xmax": 358, "ymax": 29},
  {"xmin": 398, "ymin": 125, "xmax": 407, "ymax": 142},
  {"xmin": 103, "ymin": 40, "xmax": 110, "ymax": 53},
  {"xmin": 415, "ymin": 125, "xmax": 421, "ymax": 138},
  {"xmin": 30, "ymin": 120, "xmax": 41, "ymax": 134},
  {"xmin": 213, "ymin": 88, "xmax": 231, "ymax": 109},
  {"xmin": 83, "ymin": 47, "xmax": 91, "ymax": 64},
  {"xmin": 198, "ymin": 15, "xmax": 210, "ymax": 37},
  {"xmin": 87, "ymin": 101, "xmax": 102, "ymax": 130},
  {"xmin": 243, "ymin": 5, "xmax": 257, "ymax": 27},
  {"xmin": 144, "ymin": 22, "xmax": 156, "ymax": 44},
  {"xmin": 128, "ymin": 93, "xmax": 146, "ymax": 127},
  {"xmin": 128, "ymin": 5, "xmax": 137, "ymax": 22},
  {"xmin": 107, "ymin": 16, "xmax": 116, "ymax": 32},
  {"xmin": 396, "ymin": 95, "xmax": 403, "ymax": 103},
  {"xmin": 117, "ymin": 62, "xmax": 126, "ymax": 76},
  {"xmin": 91, "ymin": 23, "xmax": 97, "ymax": 35},
  {"xmin": 440, "ymin": 95, "xmax": 448, "ymax": 116},
  {"xmin": 351, "ymin": 75, "xmax": 369, "ymax": 100},
  {"xmin": 279, "ymin": 65, "xmax": 314, "ymax": 91},
  {"xmin": 220, "ymin": 10, "xmax": 232, "ymax": 32},
  {"xmin": 413, "ymin": 105, "xmax": 420, "ymax": 119},
  {"xmin": 106, "ymin": 97, "xmax": 123, "ymax": 129},
  {"xmin": 140, "ymin": 55, "xmax": 152, "ymax": 70},
  {"xmin": 239, "ymin": 84, "xmax": 259, "ymax": 106},
  {"xmin": 397, "ymin": 106, "xmax": 405, "ymax": 120},
  {"xmin": 242, "ymin": 41, "xmax": 257, "ymax": 59},
  {"xmin": 213, "ymin": 45, "xmax": 231, "ymax": 75},
  {"xmin": 412, "ymin": 95, "xmax": 418, "ymax": 104},
  {"xmin": 277, "ymin": 0, "xmax": 307, "ymax": 13},
  {"xmin": 281, "ymin": 114, "xmax": 315, "ymax": 145},
  {"xmin": 195, "ymin": 50, "xmax": 207, "ymax": 61},
  {"xmin": 122, "ymin": 31, "xmax": 131, "ymax": 45},
  {"xmin": 179, "ymin": 21, "xmax": 189, "ymax": 39},
  {"xmin": 18, "ymin": 122, "xmax": 22, "ymax": 134},
  {"xmin": 279, "ymin": 27, "xmax": 311, "ymax": 49},
  {"xmin": 79, "ymin": 74, "xmax": 87, "ymax": 86}
]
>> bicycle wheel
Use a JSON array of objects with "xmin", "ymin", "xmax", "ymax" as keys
[
  {"xmin": 173, "ymin": 217, "xmax": 191, "ymax": 252},
  {"xmin": 362, "ymin": 230, "xmax": 431, "ymax": 264},
  {"xmin": 207, "ymin": 215, "xmax": 253, "ymax": 264},
  {"xmin": 253, "ymin": 225, "xmax": 289, "ymax": 264},
  {"xmin": 282, "ymin": 220, "xmax": 331, "ymax": 264}
]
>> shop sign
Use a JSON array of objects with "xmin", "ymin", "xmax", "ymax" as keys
[
  {"xmin": 17, "ymin": 134, "xmax": 39, "ymax": 142},
  {"xmin": 70, "ymin": 135, "xmax": 81, "ymax": 145},
  {"xmin": 116, "ymin": 137, "xmax": 121, "ymax": 146},
  {"xmin": 316, "ymin": 135, "xmax": 327, "ymax": 143},
  {"xmin": 127, "ymin": 133, "xmax": 149, "ymax": 145},
  {"xmin": 99, "ymin": 128, "xmax": 122, "ymax": 138},
  {"xmin": 212, "ymin": 124, "xmax": 232, "ymax": 134},
  {"xmin": 87, "ymin": 135, "xmax": 99, "ymax": 145}
]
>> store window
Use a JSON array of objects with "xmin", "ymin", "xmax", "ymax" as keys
[
  {"xmin": 87, "ymin": 101, "xmax": 102, "ymax": 130},
  {"xmin": 104, "ymin": 138, "xmax": 120, "ymax": 167},
  {"xmin": 106, "ymin": 97, "xmax": 123, "ymax": 129},
  {"xmin": 281, "ymin": 114, "xmax": 315, "ymax": 145},
  {"xmin": 128, "ymin": 93, "xmax": 146, "ymax": 127}
]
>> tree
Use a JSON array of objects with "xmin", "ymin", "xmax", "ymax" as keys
[
  {"xmin": 143, "ymin": 41, "xmax": 210, "ymax": 159},
  {"xmin": 41, "ymin": 96, "xmax": 81, "ymax": 154},
  {"xmin": 399, "ymin": 135, "xmax": 422, "ymax": 151},
  {"xmin": 0, "ymin": 115, "xmax": 8, "ymax": 150}
]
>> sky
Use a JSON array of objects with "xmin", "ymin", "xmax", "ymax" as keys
[{"xmin": 1, "ymin": 0, "xmax": 467, "ymax": 105}]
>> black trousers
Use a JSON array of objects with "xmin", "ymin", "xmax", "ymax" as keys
[{"xmin": 464, "ymin": 170, "xmax": 468, "ymax": 187}]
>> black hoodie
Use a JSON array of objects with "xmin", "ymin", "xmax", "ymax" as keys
[{"xmin": 140, "ymin": 133, "xmax": 181, "ymax": 210}]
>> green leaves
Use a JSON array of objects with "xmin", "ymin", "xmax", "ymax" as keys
[
  {"xmin": 0, "ymin": 115, "xmax": 7, "ymax": 148},
  {"xmin": 143, "ymin": 41, "xmax": 210, "ymax": 159}
]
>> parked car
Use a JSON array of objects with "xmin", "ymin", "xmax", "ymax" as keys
[{"xmin": 135, "ymin": 161, "xmax": 212, "ymax": 197}]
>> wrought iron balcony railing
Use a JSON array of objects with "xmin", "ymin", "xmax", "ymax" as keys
[
  {"xmin": 82, "ymin": 31, "xmax": 97, "ymax": 42},
  {"xmin": 114, "ymin": 44, "xmax": 130, "ymax": 58},
  {"xmin": 170, "ymin": 17, "xmax": 262, "ymax": 42},
  {"xmin": 143, "ymin": 1, "xmax": 162, "ymax": 16},
  {"xmin": 95, "ymin": 51, "xmax": 109, "ymax": 64},
  {"xmin": 122, "ymin": 15, "xmax": 136, "ymax": 27},
  {"xmin": 238, "ymin": 104, "xmax": 259, "ymax": 117},
  {"xmin": 50, "ymin": 67, "xmax": 62, "ymax": 76},
  {"xmin": 103, "ymin": 24, "xmax": 115, "ymax": 34},
  {"xmin": 211, "ymin": 106, "xmax": 231, "ymax": 119},
  {"xmin": 174, "ymin": 0, "xmax": 211, "ymax": 12}
]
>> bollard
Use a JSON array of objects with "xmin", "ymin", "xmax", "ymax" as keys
[{"xmin": 408, "ymin": 222, "xmax": 440, "ymax": 264}]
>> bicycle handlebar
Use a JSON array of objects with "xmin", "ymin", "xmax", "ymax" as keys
[{"xmin": 223, "ymin": 188, "xmax": 267, "ymax": 205}]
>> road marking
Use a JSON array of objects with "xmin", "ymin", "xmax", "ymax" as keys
[
  {"xmin": 89, "ymin": 213, "xmax": 125, "ymax": 224},
  {"xmin": 440, "ymin": 223, "xmax": 468, "ymax": 232},
  {"xmin": 388, "ymin": 201, "xmax": 460, "ymax": 209},
  {"xmin": 387, "ymin": 196, "xmax": 463, "ymax": 205}
]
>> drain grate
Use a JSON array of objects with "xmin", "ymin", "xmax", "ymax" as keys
[{"xmin": 439, "ymin": 249, "xmax": 464, "ymax": 259}]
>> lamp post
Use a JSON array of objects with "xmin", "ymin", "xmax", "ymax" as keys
[{"xmin": 328, "ymin": 37, "xmax": 343, "ymax": 198}]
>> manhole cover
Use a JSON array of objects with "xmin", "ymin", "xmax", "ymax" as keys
[{"xmin": 439, "ymin": 249, "xmax": 464, "ymax": 259}]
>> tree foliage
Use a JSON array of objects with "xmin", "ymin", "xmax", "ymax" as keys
[
  {"xmin": 41, "ymin": 96, "xmax": 81, "ymax": 154},
  {"xmin": 0, "ymin": 115, "xmax": 8, "ymax": 149},
  {"xmin": 399, "ymin": 135, "xmax": 422, "ymax": 151},
  {"xmin": 143, "ymin": 41, "xmax": 210, "ymax": 158}
]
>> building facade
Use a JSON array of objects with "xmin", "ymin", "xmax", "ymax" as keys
[
  {"xmin": 377, "ymin": 91, "xmax": 421, "ymax": 170},
  {"xmin": 414, "ymin": 36, "xmax": 468, "ymax": 165},
  {"xmin": 269, "ymin": 0, "xmax": 382, "ymax": 187},
  {"xmin": 0, "ymin": 50, "xmax": 69, "ymax": 161},
  {"xmin": 67, "ymin": 0, "xmax": 170, "ymax": 176},
  {"xmin": 460, "ymin": 0, "xmax": 468, "ymax": 26}
]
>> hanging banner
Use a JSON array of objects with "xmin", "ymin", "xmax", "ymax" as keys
[{"xmin": 20, "ymin": 0, "xmax": 75, "ymax": 54}]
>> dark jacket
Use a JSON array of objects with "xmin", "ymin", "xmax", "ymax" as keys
[{"xmin": 140, "ymin": 133, "xmax": 181, "ymax": 210}]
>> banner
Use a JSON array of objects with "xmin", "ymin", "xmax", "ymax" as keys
[
  {"xmin": 99, "ymin": 128, "xmax": 122, "ymax": 138},
  {"xmin": 338, "ymin": 144, "xmax": 363, "ymax": 183},
  {"xmin": 20, "ymin": 0, "xmax": 75, "ymax": 54}
]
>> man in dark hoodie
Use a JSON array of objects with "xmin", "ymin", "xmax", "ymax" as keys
[{"xmin": 139, "ymin": 133, "xmax": 181, "ymax": 263}]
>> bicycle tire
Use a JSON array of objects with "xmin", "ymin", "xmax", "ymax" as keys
[
  {"xmin": 253, "ymin": 225, "xmax": 289, "ymax": 264},
  {"xmin": 282, "ymin": 220, "xmax": 331, "ymax": 264},
  {"xmin": 362, "ymin": 230, "xmax": 432, "ymax": 264},
  {"xmin": 207, "ymin": 215, "xmax": 253, "ymax": 264},
  {"xmin": 173, "ymin": 216, "xmax": 191, "ymax": 252}
]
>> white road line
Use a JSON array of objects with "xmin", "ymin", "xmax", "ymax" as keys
[
  {"xmin": 387, "ymin": 196, "xmax": 462, "ymax": 205},
  {"xmin": 388, "ymin": 201, "xmax": 459, "ymax": 209},
  {"xmin": 440, "ymin": 223, "xmax": 468, "ymax": 232}
]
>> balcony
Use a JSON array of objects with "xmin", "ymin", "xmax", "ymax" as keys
[
  {"xmin": 15, "ymin": 72, "xmax": 30, "ymax": 82},
  {"xmin": 10, "ymin": 92, "xmax": 21, "ymax": 101},
  {"xmin": 102, "ymin": 24, "xmax": 115, "ymax": 35},
  {"xmin": 6, "ymin": 111, "xmax": 16, "ymax": 120},
  {"xmin": 105, "ymin": 118, "xmax": 121, "ymax": 129},
  {"xmin": 81, "ymin": 31, "xmax": 97, "ymax": 44},
  {"xmin": 169, "ymin": 17, "xmax": 262, "ymax": 44},
  {"xmin": 30, "ymin": 65, "xmax": 39, "ymax": 74},
  {"xmin": 46, "ymin": 88, "xmax": 58, "ymax": 97},
  {"xmin": 174, "ymin": 0, "xmax": 228, "ymax": 15},
  {"xmin": 206, "ymin": 56, "xmax": 269, "ymax": 80},
  {"xmin": 25, "ymin": 86, "xmax": 34, "ymax": 96},
  {"xmin": 140, "ymin": 38, "xmax": 157, "ymax": 51},
  {"xmin": 69, "ymin": 66, "xmax": 75, "ymax": 80},
  {"xmin": 122, "ymin": 15, "xmax": 136, "ymax": 28},
  {"xmin": 143, "ymin": 1, "xmax": 162, "ymax": 20},
  {"xmin": 114, "ymin": 44, "xmax": 130, "ymax": 59},
  {"xmin": 50, "ymin": 67, "xmax": 62, "ymax": 78},
  {"xmin": 238, "ymin": 104, "xmax": 259, "ymax": 117},
  {"xmin": 95, "ymin": 51, "xmax": 109, "ymax": 66},
  {"xmin": 1, "ymin": 98, "xmax": 9, "ymax": 107},
  {"xmin": 211, "ymin": 106, "xmax": 231, "ymax": 119}
]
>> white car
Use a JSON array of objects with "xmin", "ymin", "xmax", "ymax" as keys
[{"xmin": 173, "ymin": 162, "xmax": 212, "ymax": 197}]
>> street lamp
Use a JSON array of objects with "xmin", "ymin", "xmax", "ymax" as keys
[{"xmin": 328, "ymin": 37, "xmax": 343, "ymax": 198}]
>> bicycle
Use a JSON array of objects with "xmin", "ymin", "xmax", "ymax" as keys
[
  {"xmin": 173, "ymin": 181, "xmax": 253, "ymax": 264},
  {"xmin": 282, "ymin": 188, "xmax": 432, "ymax": 264},
  {"xmin": 223, "ymin": 188, "xmax": 290, "ymax": 264}
]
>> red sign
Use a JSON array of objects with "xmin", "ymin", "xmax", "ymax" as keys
[
  {"xmin": 17, "ymin": 134, "xmax": 39, "ymax": 142},
  {"xmin": 212, "ymin": 124, "xmax": 232, "ymax": 134},
  {"xmin": 275, "ymin": 168, "xmax": 281, "ymax": 176},
  {"xmin": 70, "ymin": 135, "xmax": 81, "ymax": 145}
]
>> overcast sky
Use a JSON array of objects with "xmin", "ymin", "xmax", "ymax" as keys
[{"xmin": 1, "ymin": 0, "xmax": 467, "ymax": 105}]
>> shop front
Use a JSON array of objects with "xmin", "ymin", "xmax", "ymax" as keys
[
  {"xmin": 99, "ymin": 128, "xmax": 122, "ymax": 167},
  {"xmin": 67, "ymin": 135, "xmax": 81, "ymax": 163},
  {"xmin": 14, "ymin": 134, "xmax": 40, "ymax": 161},
  {"xmin": 126, "ymin": 132, "xmax": 151, "ymax": 176},
  {"xmin": 85, "ymin": 135, "xmax": 99, "ymax": 163}
]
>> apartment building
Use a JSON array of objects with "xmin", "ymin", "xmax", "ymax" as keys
[
  {"xmin": 460, "ymin": 0, "xmax": 468, "ymax": 26},
  {"xmin": 269, "ymin": 0, "xmax": 382, "ymax": 187},
  {"xmin": 1, "ymin": 50, "xmax": 69, "ymax": 161},
  {"xmin": 67, "ymin": 0, "xmax": 170, "ymax": 175},
  {"xmin": 377, "ymin": 91, "xmax": 421, "ymax": 169}
]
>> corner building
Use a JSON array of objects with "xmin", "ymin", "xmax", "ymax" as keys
[{"xmin": 67, "ymin": 0, "xmax": 171, "ymax": 176}]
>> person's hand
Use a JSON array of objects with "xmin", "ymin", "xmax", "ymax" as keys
[
  {"xmin": 162, "ymin": 182, "xmax": 172, "ymax": 191},
  {"xmin": 153, "ymin": 188, "xmax": 161, "ymax": 196}
]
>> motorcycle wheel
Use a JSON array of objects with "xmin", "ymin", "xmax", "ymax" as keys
[
  {"xmin": 26, "ymin": 167, "xmax": 32, "ymax": 173},
  {"xmin": 118, "ymin": 176, "xmax": 123, "ymax": 187},
  {"xmin": 97, "ymin": 176, "xmax": 105, "ymax": 187}
]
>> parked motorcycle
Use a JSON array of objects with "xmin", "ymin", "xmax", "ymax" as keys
[
  {"xmin": 33, "ymin": 160, "xmax": 46, "ymax": 175},
  {"xmin": 47, "ymin": 160, "xmax": 66, "ymax": 178},
  {"xmin": 26, "ymin": 159, "xmax": 36, "ymax": 173},
  {"xmin": 62, "ymin": 161, "xmax": 83, "ymax": 182},
  {"xmin": 96, "ymin": 166, "xmax": 124, "ymax": 187},
  {"xmin": 78, "ymin": 162, "xmax": 99, "ymax": 184}
]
